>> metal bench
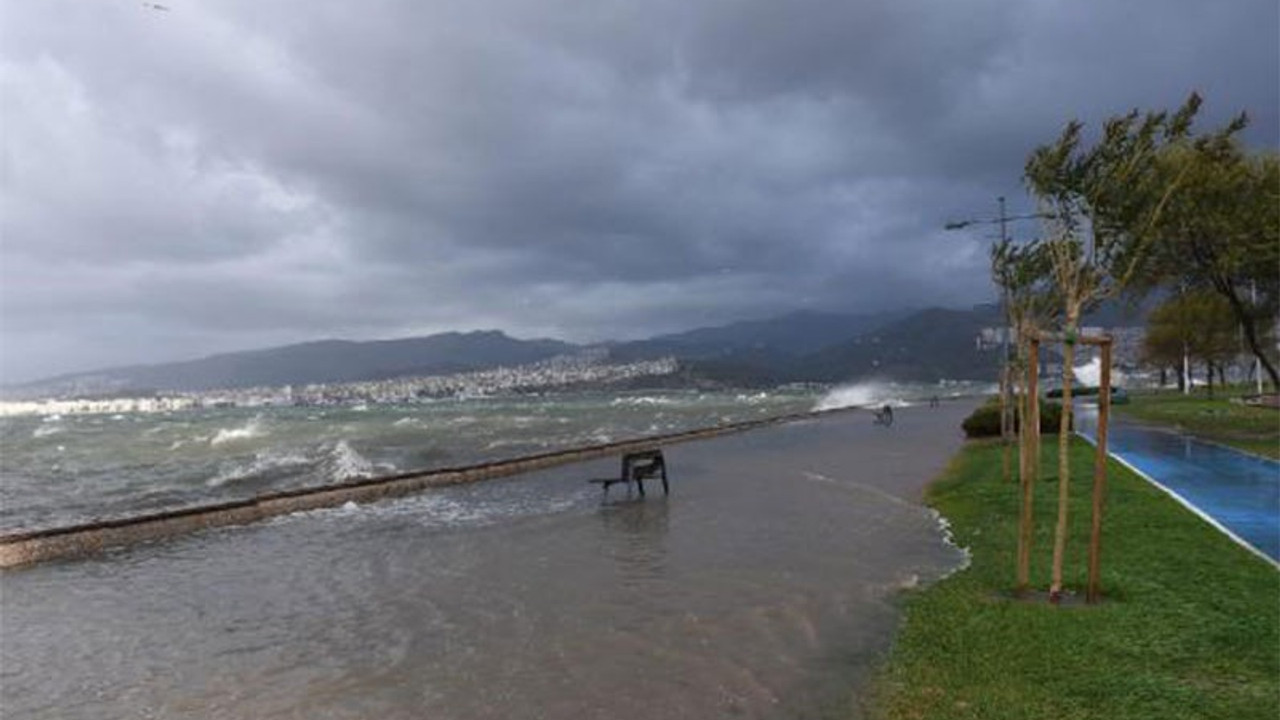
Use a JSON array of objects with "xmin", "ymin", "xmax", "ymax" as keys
[{"xmin": 589, "ymin": 449, "xmax": 669, "ymax": 497}]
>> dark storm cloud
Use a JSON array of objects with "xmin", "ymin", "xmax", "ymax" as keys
[{"xmin": 1, "ymin": 0, "xmax": 1276, "ymax": 381}]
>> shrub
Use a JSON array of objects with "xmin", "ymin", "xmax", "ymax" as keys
[{"xmin": 961, "ymin": 397, "xmax": 1068, "ymax": 438}]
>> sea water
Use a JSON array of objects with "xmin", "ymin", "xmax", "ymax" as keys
[{"xmin": 0, "ymin": 383, "xmax": 987, "ymax": 533}]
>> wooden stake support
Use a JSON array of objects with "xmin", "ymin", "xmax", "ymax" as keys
[
  {"xmin": 1087, "ymin": 341, "xmax": 1112, "ymax": 603},
  {"xmin": 1016, "ymin": 338, "xmax": 1040, "ymax": 592},
  {"xmin": 1019, "ymin": 331, "xmax": 1113, "ymax": 605}
]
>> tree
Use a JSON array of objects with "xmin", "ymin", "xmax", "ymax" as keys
[
  {"xmin": 1024, "ymin": 96, "xmax": 1198, "ymax": 602},
  {"xmin": 1140, "ymin": 298, "xmax": 1189, "ymax": 391},
  {"xmin": 1143, "ymin": 290, "xmax": 1239, "ymax": 393},
  {"xmin": 990, "ymin": 237, "xmax": 1059, "ymax": 592},
  {"xmin": 1143, "ymin": 128, "xmax": 1280, "ymax": 388}
]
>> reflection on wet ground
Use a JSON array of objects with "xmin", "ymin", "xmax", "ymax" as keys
[{"xmin": 1077, "ymin": 403, "xmax": 1280, "ymax": 562}]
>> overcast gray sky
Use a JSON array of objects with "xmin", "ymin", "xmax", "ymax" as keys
[{"xmin": 2, "ymin": 0, "xmax": 1277, "ymax": 382}]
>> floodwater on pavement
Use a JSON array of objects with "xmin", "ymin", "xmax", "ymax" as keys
[{"xmin": 1, "ymin": 403, "xmax": 976, "ymax": 720}]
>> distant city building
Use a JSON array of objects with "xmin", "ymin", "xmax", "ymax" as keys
[{"xmin": 0, "ymin": 352, "xmax": 681, "ymax": 417}]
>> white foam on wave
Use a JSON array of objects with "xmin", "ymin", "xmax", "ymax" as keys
[
  {"xmin": 310, "ymin": 487, "xmax": 588, "ymax": 529},
  {"xmin": 813, "ymin": 381, "xmax": 910, "ymax": 412},
  {"xmin": 329, "ymin": 440, "xmax": 374, "ymax": 480},
  {"xmin": 610, "ymin": 395, "xmax": 678, "ymax": 407},
  {"xmin": 930, "ymin": 509, "xmax": 973, "ymax": 579},
  {"xmin": 32, "ymin": 424, "xmax": 63, "ymax": 438},
  {"xmin": 207, "ymin": 449, "xmax": 311, "ymax": 487},
  {"xmin": 326, "ymin": 440, "xmax": 398, "ymax": 481},
  {"xmin": 210, "ymin": 416, "xmax": 266, "ymax": 446}
]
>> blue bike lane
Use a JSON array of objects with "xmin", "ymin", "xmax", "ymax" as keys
[{"xmin": 1075, "ymin": 403, "xmax": 1280, "ymax": 566}]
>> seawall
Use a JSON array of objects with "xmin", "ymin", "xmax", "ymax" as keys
[{"xmin": 0, "ymin": 405, "xmax": 866, "ymax": 568}]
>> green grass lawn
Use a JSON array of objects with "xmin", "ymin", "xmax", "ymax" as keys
[
  {"xmin": 1115, "ymin": 389, "xmax": 1279, "ymax": 459},
  {"xmin": 870, "ymin": 439, "xmax": 1279, "ymax": 720}
]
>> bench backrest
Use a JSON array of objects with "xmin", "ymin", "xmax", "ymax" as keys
[{"xmin": 622, "ymin": 450, "xmax": 665, "ymax": 480}]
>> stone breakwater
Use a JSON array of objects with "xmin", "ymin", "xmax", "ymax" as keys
[{"xmin": 0, "ymin": 407, "xmax": 855, "ymax": 568}]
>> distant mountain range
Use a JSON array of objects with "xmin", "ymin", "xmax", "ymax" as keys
[
  {"xmin": 12, "ymin": 331, "xmax": 574, "ymax": 398},
  {"xmin": 7, "ymin": 302, "xmax": 1145, "ymax": 398}
]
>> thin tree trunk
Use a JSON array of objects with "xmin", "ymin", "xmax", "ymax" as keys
[
  {"xmin": 1001, "ymin": 366, "xmax": 1012, "ymax": 484},
  {"xmin": 1050, "ymin": 334, "xmax": 1075, "ymax": 602},
  {"xmin": 1218, "ymin": 277, "xmax": 1280, "ymax": 389},
  {"xmin": 1017, "ymin": 339, "xmax": 1038, "ymax": 593}
]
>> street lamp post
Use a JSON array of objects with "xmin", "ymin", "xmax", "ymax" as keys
[{"xmin": 945, "ymin": 197, "xmax": 1054, "ymax": 377}]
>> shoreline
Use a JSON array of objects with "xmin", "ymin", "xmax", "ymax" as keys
[
  {"xmin": 3, "ymin": 399, "xmax": 981, "ymax": 719},
  {"xmin": 0, "ymin": 399, "xmax": 976, "ymax": 568}
]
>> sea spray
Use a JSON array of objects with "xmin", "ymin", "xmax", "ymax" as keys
[
  {"xmin": 327, "ymin": 440, "xmax": 383, "ymax": 481},
  {"xmin": 813, "ymin": 381, "xmax": 911, "ymax": 412},
  {"xmin": 1072, "ymin": 356, "xmax": 1125, "ymax": 388}
]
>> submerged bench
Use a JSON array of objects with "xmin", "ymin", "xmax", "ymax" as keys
[{"xmin": 589, "ymin": 449, "xmax": 669, "ymax": 497}]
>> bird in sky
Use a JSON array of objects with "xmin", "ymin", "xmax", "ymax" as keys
[{"xmin": 142, "ymin": 2, "xmax": 170, "ymax": 11}]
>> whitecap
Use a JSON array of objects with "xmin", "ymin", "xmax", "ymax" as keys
[
  {"xmin": 32, "ymin": 424, "xmax": 63, "ymax": 438},
  {"xmin": 610, "ymin": 396, "xmax": 676, "ymax": 407},
  {"xmin": 326, "ymin": 440, "xmax": 391, "ymax": 481},
  {"xmin": 210, "ymin": 417, "xmax": 266, "ymax": 446},
  {"xmin": 206, "ymin": 449, "xmax": 311, "ymax": 487}
]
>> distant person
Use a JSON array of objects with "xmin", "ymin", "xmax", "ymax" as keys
[
  {"xmin": 875, "ymin": 404, "xmax": 894, "ymax": 426},
  {"xmin": 930, "ymin": 395, "xmax": 940, "ymax": 408}
]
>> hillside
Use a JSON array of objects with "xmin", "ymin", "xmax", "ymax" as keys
[
  {"xmin": 607, "ymin": 309, "xmax": 904, "ymax": 362},
  {"xmin": 799, "ymin": 306, "xmax": 1002, "ymax": 382},
  {"xmin": 12, "ymin": 331, "xmax": 574, "ymax": 396},
  {"xmin": 7, "ymin": 305, "xmax": 1013, "ymax": 398}
]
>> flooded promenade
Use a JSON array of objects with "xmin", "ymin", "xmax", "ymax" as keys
[{"xmin": 1, "ymin": 401, "xmax": 976, "ymax": 719}]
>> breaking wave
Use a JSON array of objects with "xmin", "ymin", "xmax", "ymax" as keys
[
  {"xmin": 210, "ymin": 417, "xmax": 267, "ymax": 446},
  {"xmin": 207, "ymin": 450, "xmax": 311, "ymax": 487},
  {"xmin": 813, "ymin": 382, "xmax": 911, "ymax": 412},
  {"xmin": 326, "ymin": 440, "xmax": 392, "ymax": 481}
]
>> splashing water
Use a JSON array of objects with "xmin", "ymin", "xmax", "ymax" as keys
[
  {"xmin": 813, "ymin": 382, "xmax": 910, "ymax": 412},
  {"xmin": 209, "ymin": 416, "xmax": 267, "ymax": 446},
  {"xmin": 1072, "ymin": 357, "xmax": 1123, "ymax": 388}
]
